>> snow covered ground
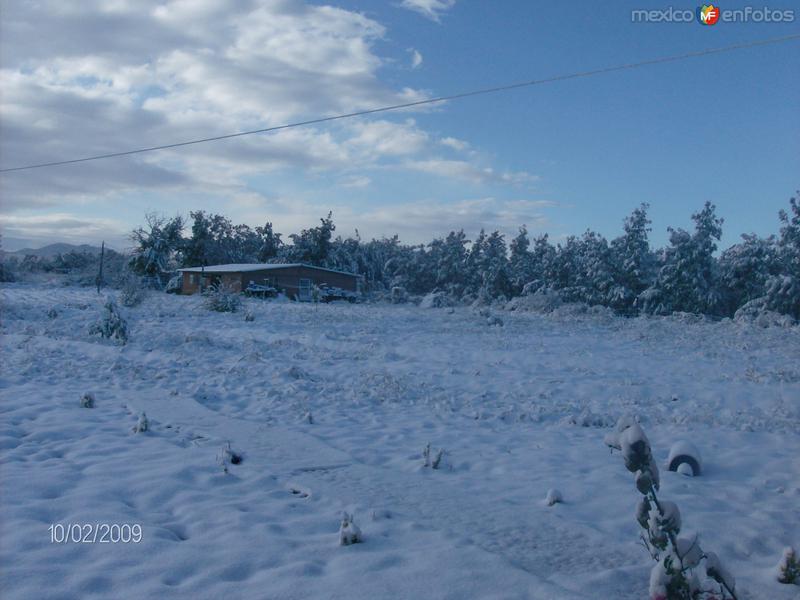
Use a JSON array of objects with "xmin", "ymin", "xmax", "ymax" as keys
[{"xmin": 1, "ymin": 283, "xmax": 798, "ymax": 600}]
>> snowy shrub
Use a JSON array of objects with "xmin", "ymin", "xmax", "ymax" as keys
[
  {"xmin": 777, "ymin": 546, "xmax": 799, "ymax": 584},
  {"xmin": 244, "ymin": 309, "xmax": 255, "ymax": 322},
  {"xmin": 606, "ymin": 418, "xmax": 738, "ymax": 600},
  {"xmin": 338, "ymin": 512, "xmax": 362, "ymax": 546},
  {"xmin": 486, "ymin": 314, "xmax": 503, "ymax": 327},
  {"xmin": 165, "ymin": 274, "xmax": 182, "ymax": 294},
  {"xmin": 545, "ymin": 488, "xmax": 563, "ymax": 506},
  {"xmin": 46, "ymin": 307, "xmax": 58, "ymax": 319},
  {"xmin": 203, "ymin": 283, "xmax": 241, "ymax": 313},
  {"xmin": 505, "ymin": 288, "xmax": 563, "ymax": 313},
  {"xmin": 120, "ymin": 273, "xmax": 146, "ymax": 307},
  {"xmin": 133, "ymin": 412, "xmax": 148, "ymax": 433},
  {"xmin": 390, "ymin": 286, "xmax": 408, "ymax": 304},
  {"xmin": 89, "ymin": 296, "xmax": 129, "ymax": 344},
  {"xmin": 420, "ymin": 291, "xmax": 453, "ymax": 309},
  {"xmin": 733, "ymin": 299, "xmax": 796, "ymax": 328},
  {"xmin": 303, "ymin": 411, "xmax": 313, "ymax": 424},
  {"xmin": 80, "ymin": 392, "xmax": 95, "ymax": 408},
  {"xmin": 422, "ymin": 443, "xmax": 446, "ymax": 470}
]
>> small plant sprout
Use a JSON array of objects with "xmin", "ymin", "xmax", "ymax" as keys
[
  {"xmin": 545, "ymin": 488, "xmax": 563, "ymax": 506},
  {"xmin": 217, "ymin": 442, "xmax": 243, "ymax": 474},
  {"xmin": 339, "ymin": 512, "xmax": 362, "ymax": 546},
  {"xmin": 80, "ymin": 392, "xmax": 95, "ymax": 408},
  {"xmin": 422, "ymin": 443, "xmax": 446, "ymax": 470},
  {"xmin": 777, "ymin": 546, "xmax": 800, "ymax": 584},
  {"xmin": 606, "ymin": 417, "xmax": 738, "ymax": 600},
  {"xmin": 431, "ymin": 448, "xmax": 445, "ymax": 470},
  {"xmin": 133, "ymin": 412, "xmax": 148, "ymax": 433}
]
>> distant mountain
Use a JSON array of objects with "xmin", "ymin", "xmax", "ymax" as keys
[{"xmin": 6, "ymin": 243, "xmax": 106, "ymax": 257}]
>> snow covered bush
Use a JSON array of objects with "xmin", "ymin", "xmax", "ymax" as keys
[
  {"xmin": 390, "ymin": 286, "xmax": 408, "ymax": 304},
  {"xmin": 89, "ymin": 296, "xmax": 129, "ymax": 344},
  {"xmin": 133, "ymin": 412, "xmax": 148, "ymax": 433},
  {"xmin": 422, "ymin": 443, "xmax": 446, "ymax": 469},
  {"xmin": 777, "ymin": 546, "xmax": 799, "ymax": 584},
  {"xmin": 545, "ymin": 488, "xmax": 563, "ymax": 506},
  {"xmin": 244, "ymin": 309, "xmax": 255, "ymax": 322},
  {"xmin": 606, "ymin": 418, "xmax": 738, "ymax": 600},
  {"xmin": 420, "ymin": 291, "xmax": 453, "ymax": 309},
  {"xmin": 339, "ymin": 512, "xmax": 362, "ymax": 546},
  {"xmin": 203, "ymin": 283, "xmax": 241, "ymax": 313},
  {"xmin": 505, "ymin": 288, "xmax": 563, "ymax": 313},
  {"xmin": 80, "ymin": 392, "xmax": 95, "ymax": 408},
  {"xmin": 120, "ymin": 273, "xmax": 146, "ymax": 307}
]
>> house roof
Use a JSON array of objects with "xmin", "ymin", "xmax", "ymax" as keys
[{"xmin": 177, "ymin": 263, "xmax": 360, "ymax": 277}]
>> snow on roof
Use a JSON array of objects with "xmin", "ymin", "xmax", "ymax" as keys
[{"xmin": 177, "ymin": 263, "xmax": 359, "ymax": 277}]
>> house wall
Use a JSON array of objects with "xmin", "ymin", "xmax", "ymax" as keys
[
  {"xmin": 181, "ymin": 271, "xmax": 243, "ymax": 294},
  {"xmin": 240, "ymin": 266, "xmax": 359, "ymax": 295},
  {"xmin": 181, "ymin": 266, "xmax": 359, "ymax": 295}
]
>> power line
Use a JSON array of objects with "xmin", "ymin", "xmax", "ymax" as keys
[{"xmin": 2, "ymin": 33, "xmax": 799, "ymax": 174}]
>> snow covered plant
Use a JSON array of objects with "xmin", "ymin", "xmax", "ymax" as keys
[
  {"xmin": 777, "ymin": 546, "xmax": 799, "ymax": 585},
  {"xmin": 422, "ymin": 443, "xmax": 446, "ymax": 470},
  {"xmin": 605, "ymin": 418, "xmax": 737, "ymax": 600},
  {"xmin": 203, "ymin": 283, "xmax": 241, "ymax": 313},
  {"xmin": 120, "ymin": 273, "xmax": 146, "ymax": 307},
  {"xmin": 217, "ymin": 442, "xmax": 243, "ymax": 474},
  {"xmin": 133, "ymin": 412, "xmax": 148, "ymax": 433},
  {"xmin": 80, "ymin": 392, "xmax": 95, "ymax": 408},
  {"xmin": 545, "ymin": 488, "xmax": 563, "ymax": 506},
  {"xmin": 339, "ymin": 512, "xmax": 362, "ymax": 546},
  {"xmin": 89, "ymin": 296, "xmax": 129, "ymax": 344}
]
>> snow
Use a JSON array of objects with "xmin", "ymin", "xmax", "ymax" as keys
[{"xmin": 1, "ymin": 283, "xmax": 799, "ymax": 599}]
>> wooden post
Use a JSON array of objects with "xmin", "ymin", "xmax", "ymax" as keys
[{"xmin": 95, "ymin": 241, "xmax": 105, "ymax": 294}]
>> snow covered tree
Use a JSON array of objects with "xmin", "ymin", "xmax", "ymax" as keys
[
  {"xmin": 777, "ymin": 546, "xmax": 799, "ymax": 584},
  {"xmin": 763, "ymin": 194, "xmax": 800, "ymax": 318},
  {"xmin": 129, "ymin": 214, "xmax": 184, "ymax": 279},
  {"xmin": 718, "ymin": 234, "xmax": 780, "ymax": 317},
  {"xmin": 89, "ymin": 296, "xmax": 129, "ymax": 344},
  {"xmin": 286, "ymin": 212, "xmax": 335, "ymax": 265},
  {"xmin": 255, "ymin": 222, "xmax": 283, "ymax": 262},
  {"xmin": 509, "ymin": 226, "xmax": 533, "ymax": 294},
  {"xmin": 610, "ymin": 204, "xmax": 655, "ymax": 312},
  {"xmin": 639, "ymin": 202, "xmax": 723, "ymax": 316}
]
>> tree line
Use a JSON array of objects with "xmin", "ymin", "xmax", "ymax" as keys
[{"xmin": 125, "ymin": 194, "xmax": 799, "ymax": 319}]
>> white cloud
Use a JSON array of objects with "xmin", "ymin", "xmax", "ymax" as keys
[
  {"xmin": 440, "ymin": 136, "xmax": 469, "ymax": 151},
  {"xmin": 400, "ymin": 0, "xmax": 457, "ymax": 22},
  {"xmin": 340, "ymin": 176, "xmax": 372, "ymax": 189},
  {"xmin": 409, "ymin": 48, "xmax": 423, "ymax": 69},
  {"xmin": 404, "ymin": 159, "xmax": 538, "ymax": 186},
  {"xmin": 0, "ymin": 213, "xmax": 129, "ymax": 248}
]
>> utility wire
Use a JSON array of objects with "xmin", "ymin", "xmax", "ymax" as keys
[{"xmin": 2, "ymin": 33, "xmax": 799, "ymax": 174}]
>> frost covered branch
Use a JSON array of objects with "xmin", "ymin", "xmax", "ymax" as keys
[{"xmin": 605, "ymin": 418, "xmax": 738, "ymax": 600}]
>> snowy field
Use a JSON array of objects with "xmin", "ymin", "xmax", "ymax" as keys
[{"xmin": 1, "ymin": 283, "xmax": 798, "ymax": 600}]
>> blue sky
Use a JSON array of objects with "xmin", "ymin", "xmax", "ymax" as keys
[{"xmin": 0, "ymin": 0, "xmax": 798, "ymax": 251}]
